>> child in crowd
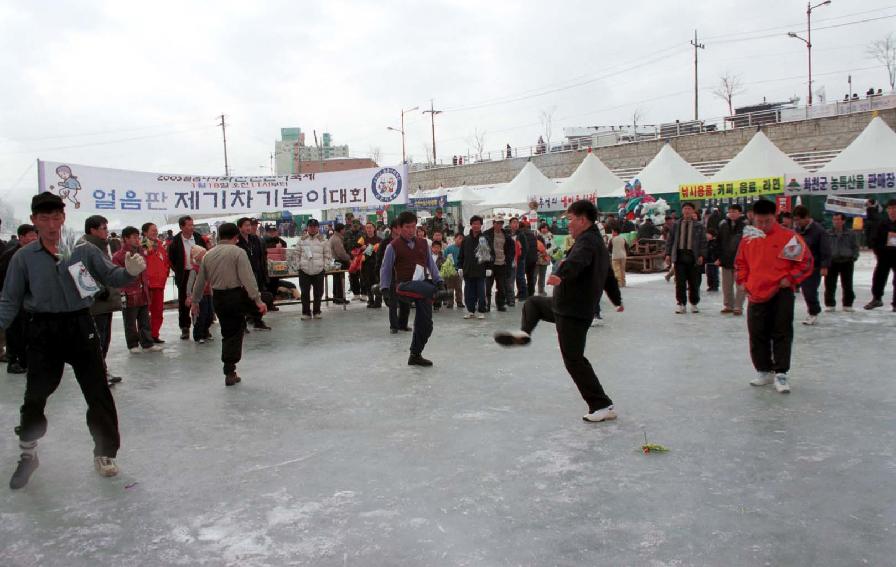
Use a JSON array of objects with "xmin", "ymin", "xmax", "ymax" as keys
[
  {"xmin": 186, "ymin": 246, "xmax": 214, "ymax": 343},
  {"xmin": 431, "ymin": 240, "xmax": 446, "ymax": 312}
]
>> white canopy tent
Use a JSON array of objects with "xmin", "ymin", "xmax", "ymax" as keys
[
  {"xmin": 475, "ymin": 162, "xmax": 556, "ymax": 210},
  {"xmin": 818, "ymin": 116, "xmax": 896, "ymax": 172},
  {"xmin": 608, "ymin": 143, "xmax": 706, "ymax": 197},
  {"xmin": 711, "ymin": 131, "xmax": 807, "ymax": 181},
  {"xmin": 552, "ymin": 152, "xmax": 623, "ymax": 198}
]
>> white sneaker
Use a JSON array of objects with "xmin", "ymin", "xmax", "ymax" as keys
[
  {"xmin": 128, "ymin": 347, "xmax": 141, "ymax": 354},
  {"xmin": 825, "ymin": 306, "xmax": 836, "ymax": 312},
  {"xmin": 94, "ymin": 456, "xmax": 119, "ymax": 477},
  {"xmin": 493, "ymin": 330, "xmax": 531, "ymax": 347},
  {"xmin": 590, "ymin": 318, "xmax": 603, "ymax": 327},
  {"xmin": 842, "ymin": 306, "xmax": 854, "ymax": 312},
  {"xmin": 774, "ymin": 373, "xmax": 791, "ymax": 393},
  {"xmin": 583, "ymin": 405, "xmax": 617, "ymax": 423},
  {"xmin": 142, "ymin": 345, "xmax": 163, "ymax": 353},
  {"xmin": 463, "ymin": 312, "xmax": 475, "ymax": 319},
  {"xmin": 476, "ymin": 313, "xmax": 485, "ymax": 320},
  {"xmin": 301, "ymin": 314, "xmax": 311, "ymax": 321},
  {"xmin": 750, "ymin": 372, "xmax": 775, "ymax": 387},
  {"xmin": 802, "ymin": 315, "xmax": 818, "ymax": 326},
  {"xmin": 312, "ymin": 313, "xmax": 322, "ymax": 319},
  {"xmin": 690, "ymin": 304, "xmax": 700, "ymax": 313},
  {"xmin": 675, "ymin": 304, "xmax": 686, "ymax": 314}
]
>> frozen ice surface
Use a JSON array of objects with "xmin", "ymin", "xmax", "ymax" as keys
[{"xmin": 1, "ymin": 253, "xmax": 895, "ymax": 566}]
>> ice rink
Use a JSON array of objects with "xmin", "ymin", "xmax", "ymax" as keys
[{"xmin": 1, "ymin": 254, "xmax": 894, "ymax": 566}]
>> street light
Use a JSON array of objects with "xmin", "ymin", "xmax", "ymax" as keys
[
  {"xmin": 387, "ymin": 106, "xmax": 419, "ymax": 164},
  {"xmin": 788, "ymin": 0, "xmax": 832, "ymax": 107}
]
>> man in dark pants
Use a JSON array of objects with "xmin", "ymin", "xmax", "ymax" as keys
[
  {"xmin": 864, "ymin": 199, "xmax": 896, "ymax": 311},
  {"xmin": 484, "ymin": 215, "xmax": 514, "ymax": 312},
  {"xmin": 190, "ymin": 223, "xmax": 268, "ymax": 386},
  {"xmin": 236, "ymin": 217, "xmax": 272, "ymax": 330},
  {"xmin": 0, "ymin": 224, "xmax": 39, "ymax": 374},
  {"xmin": 329, "ymin": 223, "xmax": 351, "ymax": 305},
  {"xmin": 378, "ymin": 219, "xmax": 411, "ymax": 332},
  {"xmin": 793, "ymin": 205, "xmax": 831, "ymax": 326},
  {"xmin": 80, "ymin": 215, "xmax": 122, "ymax": 384},
  {"xmin": 824, "ymin": 212, "xmax": 860, "ymax": 312},
  {"xmin": 665, "ymin": 202, "xmax": 707, "ymax": 313},
  {"xmin": 458, "ymin": 215, "xmax": 490, "ymax": 318},
  {"xmin": 494, "ymin": 200, "xmax": 616, "ymax": 422},
  {"xmin": 1, "ymin": 193, "xmax": 146, "ymax": 489},
  {"xmin": 167, "ymin": 216, "xmax": 208, "ymax": 340},
  {"xmin": 297, "ymin": 219, "xmax": 331, "ymax": 320},
  {"xmin": 736, "ymin": 199, "xmax": 814, "ymax": 394},
  {"xmin": 380, "ymin": 211, "xmax": 445, "ymax": 367},
  {"xmin": 510, "ymin": 217, "xmax": 529, "ymax": 300},
  {"xmin": 522, "ymin": 220, "xmax": 540, "ymax": 298}
]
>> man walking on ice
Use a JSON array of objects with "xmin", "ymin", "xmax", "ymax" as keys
[
  {"xmin": 493, "ymin": 200, "xmax": 617, "ymax": 422},
  {"xmin": 0, "ymin": 193, "xmax": 146, "ymax": 489}
]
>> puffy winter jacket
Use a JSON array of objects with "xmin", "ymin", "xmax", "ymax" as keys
[
  {"xmin": 143, "ymin": 237, "xmax": 170, "ymax": 289},
  {"xmin": 735, "ymin": 224, "xmax": 814, "ymax": 304},
  {"xmin": 297, "ymin": 234, "xmax": 332, "ymax": 275}
]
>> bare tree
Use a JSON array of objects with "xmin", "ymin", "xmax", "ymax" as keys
[
  {"xmin": 368, "ymin": 146, "xmax": 382, "ymax": 165},
  {"xmin": 713, "ymin": 72, "xmax": 745, "ymax": 115},
  {"xmin": 815, "ymin": 85, "xmax": 826, "ymax": 104},
  {"xmin": 867, "ymin": 33, "xmax": 896, "ymax": 92},
  {"xmin": 467, "ymin": 129, "xmax": 486, "ymax": 161},
  {"xmin": 539, "ymin": 106, "xmax": 557, "ymax": 152},
  {"xmin": 421, "ymin": 142, "xmax": 434, "ymax": 166}
]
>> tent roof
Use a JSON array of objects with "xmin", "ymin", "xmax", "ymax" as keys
[
  {"xmin": 711, "ymin": 131, "xmax": 807, "ymax": 181},
  {"xmin": 614, "ymin": 144, "xmax": 706, "ymax": 196},
  {"xmin": 477, "ymin": 162, "xmax": 556, "ymax": 208},
  {"xmin": 552, "ymin": 153, "xmax": 623, "ymax": 198},
  {"xmin": 818, "ymin": 116, "xmax": 896, "ymax": 172},
  {"xmin": 446, "ymin": 184, "xmax": 490, "ymax": 203}
]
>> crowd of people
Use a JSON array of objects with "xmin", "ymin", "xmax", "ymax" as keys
[{"xmin": 1, "ymin": 189, "xmax": 895, "ymax": 490}]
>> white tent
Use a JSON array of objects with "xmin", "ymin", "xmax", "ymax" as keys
[
  {"xmin": 476, "ymin": 162, "xmax": 556, "ymax": 209},
  {"xmin": 818, "ymin": 116, "xmax": 896, "ymax": 172},
  {"xmin": 552, "ymin": 152, "xmax": 623, "ymax": 198},
  {"xmin": 711, "ymin": 131, "xmax": 807, "ymax": 181},
  {"xmin": 446, "ymin": 184, "xmax": 488, "ymax": 203},
  {"xmin": 608, "ymin": 144, "xmax": 706, "ymax": 197}
]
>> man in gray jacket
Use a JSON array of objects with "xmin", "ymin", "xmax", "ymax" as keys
[
  {"xmin": 80, "ymin": 215, "xmax": 123, "ymax": 384},
  {"xmin": 824, "ymin": 212, "xmax": 860, "ymax": 312},
  {"xmin": 664, "ymin": 202, "xmax": 708, "ymax": 313}
]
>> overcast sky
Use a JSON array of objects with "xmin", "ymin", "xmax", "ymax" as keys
[{"xmin": 1, "ymin": 0, "xmax": 894, "ymax": 220}]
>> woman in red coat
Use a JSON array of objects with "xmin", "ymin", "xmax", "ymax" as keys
[{"xmin": 141, "ymin": 222, "xmax": 171, "ymax": 343}]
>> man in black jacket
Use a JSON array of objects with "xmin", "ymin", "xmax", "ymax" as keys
[
  {"xmin": 825, "ymin": 212, "xmax": 860, "ymax": 312},
  {"xmin": 494, "ymin": 200, "xmax": 616, "ymax": 423},
  {"xmin": 457, "ymin": 215, "xmax": 492, "ymax": 318},
  {"xmin": 793, "ymin": 205, "xmax": 831, "ymax": 325},
  {"xmin": 483, "ymin": 215, "xmax": 515, "ymax": 312},
  {"xmin": 716, "ymin": 204, "xmax": 746, "ymax": 315},
  {"xmin": 510, "ymin": 217, "xmax": 528, "ymax": 300},
  {"xmin": 522, "ymin": 220, "xmax": 539, "ymax": 299},
  {"xmin": 665, "ymin": 202, "xmax": 708, "ymax": 313},
  {"xmin": 166, "ymin": 216, "xmax": 209, "ymax": 340},
  {"xmin": 237, "ymin": 217, "xmax": 272, "ymax": 330},
  {"xmin": 865, "ymin": 199, "xmax": 896, "ymax": 311},
  {"xmin": 0, "ymin": 224, "xmax": 38, "ymax": 374}
]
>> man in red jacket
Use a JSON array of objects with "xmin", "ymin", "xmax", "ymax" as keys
[
  {"xmin": 141, "ymin": 222, "xmax": 170, "ymax": 343},
  {"xmin": 735, "ymin": 199, "xmax": 814, "ymax": 394}
]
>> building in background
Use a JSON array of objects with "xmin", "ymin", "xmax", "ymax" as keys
[{"xmin": 274, "ymin": 127, "xmax": 352, "ymax": 175}]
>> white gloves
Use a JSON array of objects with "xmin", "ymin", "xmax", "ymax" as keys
[
  {"xmin": 124, "ymin": 252, "xmax": 147, "ymax": 276},
  {"xmin": 486, "ymin": 269, "xmax": 493, "ymax": 277}
]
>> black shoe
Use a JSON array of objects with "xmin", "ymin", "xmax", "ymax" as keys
[
  {"xmin": 253, "ymin": 321, "xmax": 272, "ymax": 331},
  {"xmin": 7, "ymin": 362, "xmax": 26, "ymax": 374},
  {"xmin": 493, "ymin": 330, "xmax": 532, "ymax": 347},
  {"xmin": 408, "ymin": 354, "xmax": 433, "ymax": 367},
  {"xmin": 507, "ymin": 301, "xmax": 516, "ymax": 307},
  {"xmin": 269, "ymin": 306, "xmax": 280, "ymax": 312},
  {"xmin": 864, "ymin": 299, "xmax": 883, "ymax": 310},
  {"xmin": 9, "ymin": 454, "xmax": 38, "ymax": 489},
  {"xmin": 400, "ymin": 327, "xmax": 412, "ymax": 332},
  {"xmin": 497, "ymin": 306, "xmax": 507, "ymax": 312},
  {"xmin": 107, "ymin": 373, "xmax": 122, "ymax": 385},
  {"xmin": 390, "ymin": 328, "xmax": 399, "ymax": 334},
  {"xmin": 180, "ymin": 329, "xmax": 189, "ymax": 340},
  {"xmin": 457, "ymin": 304, "xmax": 465, "ymax": 309},
  {"xmin": 225, "ymin": 373, "xmax": 239, "ymax": 386},
  {"xmin": 152, "ymin": 337, "xmax": 165, "ymax": 344}
]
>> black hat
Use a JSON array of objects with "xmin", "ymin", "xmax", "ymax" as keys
[
  {"xmin": 307, "ymin": 218, "xmax": 319, "ymax": 227},
  {"xmin": 31, "ymin": 192, "xmax": 65, "ymax": 214}
]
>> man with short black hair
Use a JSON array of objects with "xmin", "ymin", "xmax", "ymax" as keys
[
  {"xmin": 297, "ymin": 219, "xmax": 331, "ymax": 320},
  {"xmin": 864, "ymin": 199, "xmax": 896, "ymax": 311},
  {"xmin": 191, "ymin": 223, "xmax": 268, "ymax": 386},
  {"xmin": 380, "ymin": 211, "xmax": 445, "ymax": 366},
  {"xmin": 378, "ymin": 219, "xmax": 410, "ymax": 332},
  {"xmin": 665, "ymin": 202, "xmax": 707, "ymax": 313},
  {"xmin": 793, "ymin": 205, "xmax": 831, "ymax": 325},
  {"xmin": 494, "ymin": 200, "xmax": 617, "ymax": 422},
  {"xmin": 329, "ymin": 223, "xmax": 351, "ymax": 305},
  {"xmin": 167, "ymin": 216, "xmax": 208, "ymax": 340},
  {"xmin": 717, "ymin": 204, "xmax": 747, "ymax": 315},
  {"xmin": 237, "ymin": 217, "xmax": 272, "ymax": 330},
  {"xmin": 0, "ymin": 224, "xmax": 39, "ymax": 374},
  {"xmin": 1, "ymin": 193, "xmax": 146, "ymax": 488},
  {"xmin": 825, "ymin": 213, "xmax": 860, "ymax": 312},
  {"xmin": 80, "ymin": 215, "xmax": 122, "ymax": 383}
]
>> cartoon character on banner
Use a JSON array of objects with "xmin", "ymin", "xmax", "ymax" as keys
[
  {"xmin": 617, "ymin": 179, "xmax": 655, "ymax": 220},
  {"xmin": 51, "ymin": 164, "xmax": 82, "ymax": 209}
]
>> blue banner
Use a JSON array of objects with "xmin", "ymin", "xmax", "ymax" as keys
[{"xmin": 408, "ymin": 195, "xmax": 448, "ymax": 210}]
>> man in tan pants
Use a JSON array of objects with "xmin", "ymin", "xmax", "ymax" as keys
[{"xmin": 609, "ymin": 227, "xmax": 627, "ymax": 287}]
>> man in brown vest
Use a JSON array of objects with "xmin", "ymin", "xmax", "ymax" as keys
[{"xmin": 380, "ymin": 211, "xmax": 445, "ymax": 367}]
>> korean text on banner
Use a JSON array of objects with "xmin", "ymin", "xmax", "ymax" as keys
[
  {"xmin": 784, "ymin": 170, "xmax": 896, "ymax": 196},
  {"xmin": 37, "ymin": 160, "xmax": 408, "ymax": 214},
  {"xmin": 824, "ymin": 196, "xmax": 868, "ymax": 218},
  {"xmin": 408, "ymin": 195, "xmax": 448, "ymax": 210},
  {"xmin": 531, "ymin": 192, "xmax": 596, "ymax": 212},
  {"xmin": 679, "ymin": 177, "xmax": 784, "ymax": 200}
]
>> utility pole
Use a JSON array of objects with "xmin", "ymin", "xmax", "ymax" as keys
[
  {"xmin": 218, "ymin": 114, "xmax": 229, "ymax": 176},
  {"xmin": 690, "ymin": 30, "xmax": 705, "ymax": 121},
  {"xmin": 422, "ymin": 100, "xmax": 442, "ymax": 164},
  {"xmin": 313, "ymin": 130, "xmax": 324, "ymax": 173}
]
